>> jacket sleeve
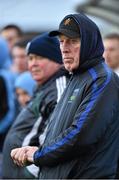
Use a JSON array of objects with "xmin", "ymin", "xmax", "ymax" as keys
[{"xmin": 33, "ymin": 73, "xmax": 114, "ymax": 167}]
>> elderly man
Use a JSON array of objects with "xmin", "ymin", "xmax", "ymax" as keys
[
  {"xmin": 3, "ymin": 32, "xmax": 68, "ymax": 179},
  {"xmin": 11, "ymin": 14, "xmax": 119, "ymax": 179}
]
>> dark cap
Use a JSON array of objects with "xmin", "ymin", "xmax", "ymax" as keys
[{"xmin": 49, "ymin": 17, "xmax": 80, "ymax": 38}]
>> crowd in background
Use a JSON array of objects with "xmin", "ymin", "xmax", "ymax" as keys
[
  {"xmin": 0, "ymin": 25, "xmax": 36, "ymax": 177},
  {"xmin": 0, "ymin": 16, "xmax": 119, "ymax": 179}
]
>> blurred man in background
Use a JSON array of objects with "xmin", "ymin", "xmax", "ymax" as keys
[
  {"xmin": 103, "ymin": 33, "xmax": 119, "ymax": 179},
  {"xmin": 0, "ymin": 24, "xmax": 23, "ymax": 53},
  {"xmin": 0, "ymin": 37, "xmax": 15, "ymax": 152},
  {"xmin": 103, "ymin": 33, "xmax": 119, "ymax": 76},
  {"xmin": 0, "ymin": 37, "xmax": 15, "ymax": 178},
  {"xmin": 11, "ymin": 38, "xmax": 29, "ymax": 75}
]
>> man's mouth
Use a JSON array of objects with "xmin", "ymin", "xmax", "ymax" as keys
[
  {"xmin": 63, "ymin": 58, "xmax": 73, "ymax": 64},
  {"xmin": 31, "ymin": 70, "xmax": 40, "ymax": 74}
]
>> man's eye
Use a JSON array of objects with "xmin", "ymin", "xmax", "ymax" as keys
[
  {"xmin": 59, "ymin": 40, "xmax": 63, "ymax": 43},
  {"xmin": 28, "ymin": 57, "xmax": 33, "ymax": 61},
  {"xmin": 71, "ymin": 39, "xmax": 77, "ymax": 43}
]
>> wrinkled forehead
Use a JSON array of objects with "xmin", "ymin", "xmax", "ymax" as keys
[{"xmin": 59, "ymin": 34, "xmax": 80, "ymax": 39}]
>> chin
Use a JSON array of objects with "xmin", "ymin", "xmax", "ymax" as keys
[
  {"xmin": 33, "ymin": 77, "xmax": 40, "ymax": 81},
  {"xmin": 64, "ymin": 65, "xmax": 71, "ymax": 71}
]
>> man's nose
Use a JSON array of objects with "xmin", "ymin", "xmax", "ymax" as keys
[
  {"xmin": 32, "ymin": 59, "xmax": 38, "ymax": 65},
  {"xmin": 103, "ymin": 50, "xmax": 109, "ymax": 59},
  {"xmin": 61, "ymin": 42, "xmax": 70, "ymax": 53}
]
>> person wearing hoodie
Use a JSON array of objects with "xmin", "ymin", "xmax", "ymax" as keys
[
  {"xmin": 11, "ymin": 14, "xmax": 119, "ymax": 179},
  {"xmin": 2, "ymin": 32, "xmax": 68, "ymax": 179},
  {"xmin": 14, "ymin": 71, "xmax": 36, "ymax": 108},
  {"xmin": 0, "ymin": 37, "xmax": 15, "ymax": 178},
  {"xmin": 0, "ymin": 37, "xmax": 15, "ymax": 152}
]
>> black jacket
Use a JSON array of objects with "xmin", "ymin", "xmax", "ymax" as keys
[
  {"xmin": 2, "ymin": 68, "xmax": 68, "ymax": 179},
  {"xmin": 33, "ymin": 14, "xmax": 119, "ymax": 179}
]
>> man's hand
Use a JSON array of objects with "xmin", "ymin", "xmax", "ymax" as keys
[{"xmin": 11, "ymin": 146, "xmax": 38, "ymax": 167}]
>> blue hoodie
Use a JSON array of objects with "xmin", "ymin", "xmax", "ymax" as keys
[
  {"xmin": 0, "ymin": 37, "xmax": 15, "ymax": 134},
  {"xmin": 14, "ymin": 71, "xmax": 37, "ymax": 97},
  {"xmin": 0, "ymin": 37, "xmax": 12, "ymax": 69}
]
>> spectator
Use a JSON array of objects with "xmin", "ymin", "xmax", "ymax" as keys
[
  {"xmin": 0, "ymin": 24, "xmax": 23, "ymax": 53},
  {"xmin": 103, "ymin": 33, "xmax": 119, "ymax": 76},
  {"xmin": 14, "ymin": 71, "xmax": 36, "ymax": 108},
  {"xmin": 11, "ymin": 13, "xmax": 119, "ymax": 179},
  {"xmin": 11, "ymin": 38, "xmax": 29, "ymax": 76},
  {"xmin": 0, "ymin": 37, "xmax": 15, "ymax": 152},
  {"xmin": 0, "ymin": 37, "xmax": 15, "ymax": 179},
  {"xmin": 0, "ymin": 36, "xmax": 11, "ymax": 69},
  {"xmin": 10, "ymin": 38, "xmax": 31, "ymax": 115},
  {"xmin": 2, "ymin": 32, "xmax": 68, "ymax": 179}
]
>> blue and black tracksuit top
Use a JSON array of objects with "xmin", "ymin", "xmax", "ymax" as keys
[{"xmin": 33, "ymin": 13, "xmax": 119, "ymax": 179}]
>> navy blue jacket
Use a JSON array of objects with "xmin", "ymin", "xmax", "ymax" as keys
[{"xmin": 33, "ymin": 13, "xmax": 119, "ymax": 179}]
